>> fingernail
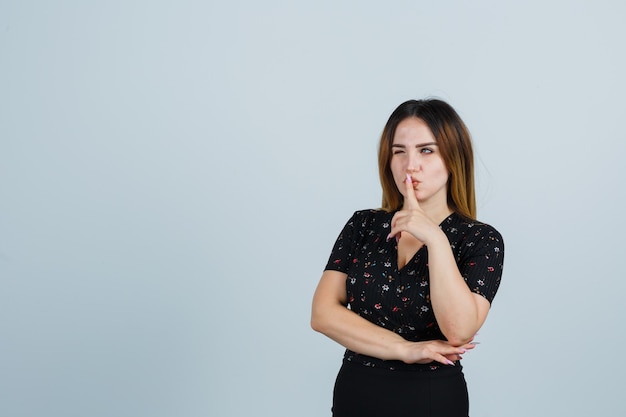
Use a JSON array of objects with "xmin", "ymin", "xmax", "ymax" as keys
[
  {"xmin": 386, "ymin": 233, "xmax": 391, "ymax": 242},
  {"xmin": 406, "ymin": 173, "xmax": 411, "ymax": 183},
  {"xmin": 447, "ymin": 360, "xmax": 455, "ymax": 366}
]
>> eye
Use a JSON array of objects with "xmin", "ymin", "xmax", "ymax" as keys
[
  {"xmin": 420, "ymin": 148, "xmax": 434, "ymax": 154},
  {"xmin": 392, "ymin": 148, "xmax": 405, "ymax": 155}
]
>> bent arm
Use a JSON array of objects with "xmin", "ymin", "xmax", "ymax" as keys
[
  {"xmin": 311, "ymin": 270, "xmax": 469, "ymax": 364},
  {"xmin": 426, "ymin": 232, "xmax": 490, "ymax": 346},
  {"xmin": 311, "ymin": 270, "xmax": 409, "ymax": 360}
]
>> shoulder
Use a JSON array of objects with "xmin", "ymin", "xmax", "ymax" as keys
[
  {"xmin": 351, "ymin": 208, "xmax": 389, "ymax": 219},
  {"xmin": 349, "ymin": 209, "xmax": 393, "ymax": 226},
  {"xmin": 442, "ymin": 212, "xmax": 504, "ymax": 248},
  {"xmin": 340, "ymin": 209, "xmax": 393, "ymax": 236}
]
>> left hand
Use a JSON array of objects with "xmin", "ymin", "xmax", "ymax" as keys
[{"xmin": 387, "ymin": 173, "xmax": 439, "ymax": 244}]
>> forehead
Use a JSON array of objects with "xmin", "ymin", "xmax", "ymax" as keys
[{"xmin": 393, "ymin": 117, "xmax": 436, "ymax": 144}]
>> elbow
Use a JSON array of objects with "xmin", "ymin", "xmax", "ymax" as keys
[
  {"xmin": 442, "ymin": 327, "xmax": 477, "ymax": 347},
  {"xmin": 311, "ymin": 302, "xmax": 339, "ymax": 334},
  {"xmin": 446, "ymin": 335, "xmax": 474, "ymax": 347},
  {"xmin": 310, "ymin": 308, "xmax": 325, "ymax": 333},
  {"xmin": 310, "ymin": 317, "xmax": 322, "ymax": 333},
  {"xmin": 440, "ymin": 310, "xmax": 486, "ymax": 346},
  {"xmin": 311, "ymin": 318, "xmax": 328, "ymax": 335}
]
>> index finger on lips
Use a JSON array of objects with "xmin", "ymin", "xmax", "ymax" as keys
[{"xmin": 404, "ymin": 173, "xmax": 419, "ymax": 208}]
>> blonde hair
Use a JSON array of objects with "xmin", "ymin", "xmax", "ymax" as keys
[{"xmin": 378, "ymin": 99, "xmax": 476, "ymax": 219}]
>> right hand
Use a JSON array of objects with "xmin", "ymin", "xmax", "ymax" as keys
[{"xmin": 399, "ymin": 339, "xmax": 476, "ymax": 366}]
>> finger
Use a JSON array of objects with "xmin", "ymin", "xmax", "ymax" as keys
[
  {"xmin": 387, "ymin": 212, "xmax": 405, "ymax": 242},
  {"xmin": 440, "ymin": 343, "xmax": 468, "ymax": 356},
  {"xmin": 404, "ymin": 173, "xmax": 419, "ymax": 208},
  {"xmin": 386, "ymin": 230, "xmax": 401, "ymax": 242},
  {"xmin": 434, "ymin": 354, "xmax": 456, "ymax": 366},
  {"xmin": 462, "ymin": 343, "xmax": 476, "ymax": 351},
  {"xmin": 431, "ymin": 345, "xmax": 462, "ymax": 366}
]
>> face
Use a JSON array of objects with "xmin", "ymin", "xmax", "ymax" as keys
[{"xmin": 390, "ymin": 117, "xmax": 450, "ymax": 208}]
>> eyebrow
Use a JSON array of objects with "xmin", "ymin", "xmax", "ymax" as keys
[{"xmin": 391, "ymin": 142, "xmax": 438, "ymax": 148}]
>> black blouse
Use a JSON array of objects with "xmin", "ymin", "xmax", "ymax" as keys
[{"xmin": 324, "ymin": 209, "xmax": 505, "ymax": 370}]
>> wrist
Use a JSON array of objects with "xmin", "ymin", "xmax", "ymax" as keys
[
  {"xmin": 392, "ymin": 339, "xmax": 411, "ymax": 362},
  {"xmin": 395, "ymin": 339, "xmax": 427, "ymax": 364},
  {"xmin": 423, "ymin": 226, "xmax": 447, "ymax": 247}
]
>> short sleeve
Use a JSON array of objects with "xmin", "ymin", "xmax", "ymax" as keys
[
  {"xmin": 458, "ymin": 224, "xmax": 504, "ymax": 304},
  {"xmin": 324, "ymin": 212, "xmax": 359, "ymax": 273}
]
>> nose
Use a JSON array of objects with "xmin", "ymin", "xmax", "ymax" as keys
[{"xmin": 405, "ymin": 152, "xmax": 421, "ymax": 173}]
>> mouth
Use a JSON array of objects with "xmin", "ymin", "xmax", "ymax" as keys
[
  {"xmin": 404, "ymin": 174, "xmax": 420, "ymax": 190},
  {"xmin": 409, "ymin": 177, "xmax": 420, "ymax": 187}
]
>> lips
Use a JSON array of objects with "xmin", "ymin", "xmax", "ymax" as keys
[{"xmin": 405, "ymin": 174, "xmax": 420, "ymax": 189}]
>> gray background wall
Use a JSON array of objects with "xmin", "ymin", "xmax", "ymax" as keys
[{"xmin": 1, "ymin": 1, "xmax": 625, "ymax": 416}]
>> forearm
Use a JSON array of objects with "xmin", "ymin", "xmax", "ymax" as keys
[
  {"xmin": 311, "ymin": 270, "xmax": 473, "ymax": 366},
  {"xmin": 426, "ymin": 231, "xmax": 486, "ymax": 345},
  {"xmin": 311, "ymin": 301, "xmax": 409, "ymax": 361}
]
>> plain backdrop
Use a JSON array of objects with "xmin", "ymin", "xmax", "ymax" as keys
[{"xmin": 1, "ymin": 1, "xmax": 625, "ymax": 416}]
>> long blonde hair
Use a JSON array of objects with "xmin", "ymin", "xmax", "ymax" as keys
[{"xmin": 378, "ymin": 99, "xmax": 476, "ymax": 219}]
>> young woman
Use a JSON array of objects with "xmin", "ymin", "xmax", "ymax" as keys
[{"xmin": 311, "ymin": 99, "xmax": 504, "ymax": 417}]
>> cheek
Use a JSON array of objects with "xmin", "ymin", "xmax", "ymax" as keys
[
  {"xmin": 390, "ymin": 159, "xmax": 403, "ymax": 180},
  {"xmin": 390, "ymin": 156, "xmax": 400, "ymax": 170},
  {"xmin": 435, "ymin": 170, "xmax": 450, "ymax": 185},
  {"xmin": 433, "ymin": 160, "xmax": 449, "ymax": 179}
]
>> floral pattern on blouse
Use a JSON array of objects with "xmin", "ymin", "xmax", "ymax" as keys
[{"xmin": 324, "ymin": 209, "xmax": 505, "ymax": 371}]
